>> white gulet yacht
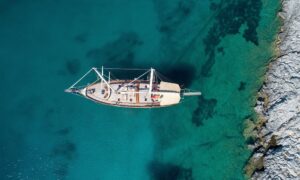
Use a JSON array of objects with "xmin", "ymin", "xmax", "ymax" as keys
[{"xmin": 65, "ymin": 67, "xmax": 201, "ymax": 108}]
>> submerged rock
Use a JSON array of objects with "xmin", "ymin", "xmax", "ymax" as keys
[
  {"xmin": 245, "ymin": 154, "xmax": 265, "ymax": 177},
  {"xmin": 251, "ymin": 0, "xmax": 300, "ymax": 179}
]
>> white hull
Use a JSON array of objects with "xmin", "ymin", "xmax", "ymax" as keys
[{"xmin": 82, "ymin": 80, "xmax": 180, "ymax": 108}]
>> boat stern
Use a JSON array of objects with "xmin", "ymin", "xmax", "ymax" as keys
[{"xmin": 158, "ymin": 81, "xmax": 181, "ymax": 106}]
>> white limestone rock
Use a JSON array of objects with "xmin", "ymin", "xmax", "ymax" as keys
[{"xmin": 251, "ymin": 0, "xmax": 300, "ymax": 179}]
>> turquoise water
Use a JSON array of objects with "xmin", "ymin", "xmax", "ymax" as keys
[{"xmin": 0, "ymin": 0, "xmax": 280, "ymax": 179}]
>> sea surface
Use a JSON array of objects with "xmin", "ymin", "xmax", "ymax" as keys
[{"xmin": 0, "ymin": 0, "xmax": 280, "ymax": 179}]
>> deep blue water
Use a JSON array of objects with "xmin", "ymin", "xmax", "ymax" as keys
[{"xmin": 0, "ymin": 0, "xmax": 279, "ymax": 179}]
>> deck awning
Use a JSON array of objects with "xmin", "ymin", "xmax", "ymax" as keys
[
  {"xmin": 159, "ymin": 81, "xmax": 181, "ymax": 92},
  {"xmin": 159, "ymin": 81, "xmax": 181, "ymax": 106},
  {"xmin": 159, "ymin": 92, "xmax": 181, "ymax": 106}
]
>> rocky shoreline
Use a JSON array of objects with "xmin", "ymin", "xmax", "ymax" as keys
[{"xmin": 245, "ymin": 0, "xmax": 300, "ymax": 179}]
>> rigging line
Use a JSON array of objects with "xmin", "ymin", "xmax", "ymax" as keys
[
  {"xmin": 154, "ymin": 71, "xmax": 158, "ymax": 82},
  {"xmin": 102, "ymin": 74, "xmax": 109, "ymax": 79},
  {"xmin": 102, "ymin": 67, "xmax": 149, "ymax": 71},
  {"xmin": 155, "ymin": 71, "xmax": 165, "ymax": 81},
  {"xmin": 125, "ymin": 69, "xmax": 151, "ymax": 85},
  {"xmin": 101, "ymin": 69, "xmax": 118, "ymax": 80},
  {"xmin": 156, "ymin": 71, "xmax": 166, "ymax": 82},
  {"xmin": 68, "ymin": 68, "xmax": 93, "ymax": 89},
  {"xmin": 117, "ymin": 69, "xmax": 151, "ymax": 92},
  {"xmin": 101, "ymin": 69, "xmax": 112, "ymax": 79},
  {"xmin": 109, "ymin": 72, "xmax": 118, "ymax": 80},
  {"xmin": 156, "ymin": 71, "xmax": 174, "ymax": 83},
  {"xmin": 154, "ymin": 71, "xmax": 162, "ymax": 82}
]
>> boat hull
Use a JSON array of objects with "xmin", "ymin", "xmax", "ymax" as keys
[{"xmin": 81, "ymin": 80, "xmax": 181, "ymax": 108}]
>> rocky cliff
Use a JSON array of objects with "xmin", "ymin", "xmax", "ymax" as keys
[{"xmin": 248, "ymin": 0, "xmax": 300, "ymax": 179}]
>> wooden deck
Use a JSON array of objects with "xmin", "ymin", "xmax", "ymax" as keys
[{"xmin": 85, "ymin": 80, "xmax": 161, "ymax": 108}]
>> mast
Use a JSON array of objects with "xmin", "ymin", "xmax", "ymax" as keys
[
  {"xmin": 149, "ymin": 68, "xmax": 154, "ymax": 94},
  {"xmin": 92, "ymin": 68, "xmax": 115, "ymax": 92}
]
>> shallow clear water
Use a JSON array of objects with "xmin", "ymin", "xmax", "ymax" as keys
[{"xmin": 0, "ymin": 0, "xmax": 280, "ymax": 179}]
